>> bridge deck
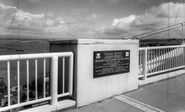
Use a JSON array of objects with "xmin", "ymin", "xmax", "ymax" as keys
[{"xmin": 63, "ymin": 70, "xmax": 185, "ymax": 112}]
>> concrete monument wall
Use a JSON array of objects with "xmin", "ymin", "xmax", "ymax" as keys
[{"xmin": 50, "ymin": 39, "xmax": 139, "ymax": 107}]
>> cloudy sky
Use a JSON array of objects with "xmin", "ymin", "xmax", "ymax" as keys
[{"xmin": 0, "ymin": 0, "xmax": 185, "ymax": 39}]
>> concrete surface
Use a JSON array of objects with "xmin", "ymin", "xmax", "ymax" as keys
[
  {"xmin": 125, "ymin": 74, "xmax": 185, "ymax": 112},
  {"xmin": 64, "ymin": 98, "xmax": 144, "ymax": 112},
  {"xmin": 61, "ymin": 73, "xmax": 185, "ymax": 112}
]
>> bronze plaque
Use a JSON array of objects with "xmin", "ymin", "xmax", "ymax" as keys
[{"xmin": 93, "ymin": 50, "xmax": 130, "ymax": 78}]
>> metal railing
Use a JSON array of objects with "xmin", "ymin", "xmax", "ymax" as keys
[
  {"xmin": 0, "ymin": 52, "xmax": 73, "ymax": 111},
  {"xmin": 139, "ymin": 45, "xmax": 185, "ymax": 80}
]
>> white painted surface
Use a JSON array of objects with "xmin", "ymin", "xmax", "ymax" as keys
[{"xmin": 50, "ymin": 39, "xmax": 139, "ymax": 107}]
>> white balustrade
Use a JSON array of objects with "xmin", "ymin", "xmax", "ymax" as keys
[
  {"xmin": 139, "ymin": 45, "xmax": 185, "ymax": 80},
  {"xmin": 0, "ymin": 52, "xmax": 73, "ymax": 111}
]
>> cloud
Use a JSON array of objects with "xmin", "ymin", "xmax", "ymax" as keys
[
  {"xmin": 107, "ymin": 0, "xmax": 120, "ymax": 4},
  {"xmin": 99, "ymin": 2, "xmax": 185, "ymax": 39},
  {"xmin": 28, "ymin": 0, "xmax": 41, "ymax": 4},
  {"xmin": 89, "ymin": 0, "xmax": 120, "ymax": 4},
  {"xmin": 1, "ymin": 2, "xmax": 184, "ymax": 39},
  {"xmin": 0, "ymin": 3, "xmax": 60, "ymax": 37},
  {"xmin": 0, "ymin": 4, "xmax": 17, "ymax": 26},
  {"xmin": 111, "ymin": 15, "xmax": 136, "ymax": 29},
  {"xmin": 86, "ymin": 13, "xmax": 104, "ymax": 21}
]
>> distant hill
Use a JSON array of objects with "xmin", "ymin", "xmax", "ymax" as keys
[{"xmin": 140, "ymin": 38, "xmax": 184, "ymax": 47}]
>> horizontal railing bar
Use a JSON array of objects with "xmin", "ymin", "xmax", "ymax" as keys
[
  {"xmin": 139, "ymin": 65, "xmax": 185, "ymax": 78},
  {"xmin": 139, "ymin": 45, "xmax": 185, "ymax": 50},
  {"xmin": 57, "ymin": 92, "xmax": 70, "ymax": 98},
  {"xmin": 0, "ymin": 52, "xmax": 73, "ymax": 61},
  {"xmin": 0, "ymin": 97, "xmax": 52, "ymax": 112}
]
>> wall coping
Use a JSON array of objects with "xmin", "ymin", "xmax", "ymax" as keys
[{"xmin": 50, "ymin": 39, "xmax": 139, "ymax": 45}]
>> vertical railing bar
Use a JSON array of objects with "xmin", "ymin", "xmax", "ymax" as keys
[
  {"xmin": 173, "ymin": 48, "xmax": 175, "ymax": 68},
  {"xmin": 26, "ymin": 60, "xmax": 29, "ymax": 102},
  {"xmin": 171, "ymin": 48, "xmax": 173, "ymax": 68},
  {"xmin": 7, "ymin": 61, "xmax": 11, "ymax": 106},
  {"xmin": 141, "ymin": 51, "xmax": 143, "ymax": 75},
  {"xmin": 140, "ymin": 51, "xmax": 142, "ymax": 75},
  {"xmin": 158, "ymin": 49, "xmax": 160, "ymax": 71},
  {"xmin": 163, "ymin": 48, "xmax": 165, "ymax": 70},
  {"xmin": 154, "ymin": 49, "xmax": 156, "ymax": 73},
  {"xmin": 172, "ymin": 48, "xmax": 174, "ymax": 67},
  {"xmin": 162, "ymin": 49, "xmax": 164, "ymax": 70},
  {"xmin": 184, "ymin": 46, "xmax": 185, "ymax": 67},
  {"xmin": 166, "ymin": 48, "xmax": 168, "ymax": 69},
  {"xmin": 157, "ymin": 49, "xmax": 159, "ymax": 72},
  {"xmin": 178, "ymin": 48, "xmax": 180, "ymax": 66},
  {"xmin": 175, "ymin": 48, "xmax": 177, "ymax": 67},
  {"xmin": 180, "ymin": 47, "xmax": 181, "ymax": 66},
  {"xmin": 62, "ymin": 58, "xmax": 65, "ymax": 93},
  {"xmin": 179, "ymin": 47, "xmax": 181, "ymax": 66},
  {"xmin": 147, "ymin": 50, "xmax": 149, "ymax": 74},
  {"xmin": 153, "ymin": 50, "xmax": 154, "ymax": 72},
  {"xmin": 69, "ymin": 54, "xmax": 73, "ymax": 96},
  {"xmin": 179, "ymin": 48, "xmax": 180, "ymax": 66},
  {"xmin": 167, "ymin": 48, "xmax": 169, "ymax": 70},
  {"xmin": 156, "ymin": 49, "xmax": 158, "ymax": 72},
  {"xmin": 152, "ymin": 50, "xmax": 154, "ymax": 73},
  {"xmin": 153, "ymin": 49, "xmax": 155, "ymax": 73},
  {"xmin": 173, "ymin": 48, "xmax": 176, "ymax": 67},
  {"xmin": 169, "ymin": 48, "xmax": 171, "ymax": 69},
  {"xmin": 150, "ymin": 50, "xmax": 152, "ymax": 73},
  {"xmin": 17, "ymin": 60, "xmax": 20, "ymax": 104},
  {"xmin": 176, "ymin": 48, "xmax": 178, "ymax": 67},
  {"xmin": 180, "ymin": 47, "xmax": 182, "ymax": 66},
  {"xmin": 168, "ymin": 48, "xmax": 170, "ymax": 69},
  {"xmin": 177, "ymin": 48, "xmax": 179, "ymax": 66},
  {"xmin": 43, "ymin": 59, "xmax": 46, "ymax": 98},
  {"xmin": 160, "ymin": 49, "xmax": 162, "ymax": 71},
  {"xmin": 35, "ymin": 59, "xmax": 38, "ymax": 100},
  {"xmin": 159, "ymin": 49, "xmax": 161, "ymax": 71},
  {"xmin": 163, "ymin": 49, "xmax": 165, "ymax": 70},
  {"xmin": 183, "ymin": 47, "xmax": 184, "ymax": 66},
  {"xmin": 139, "ymin": 52, "xmax": 140, "ymax": 74},
  {"xmin": 181, "ymin": 47, "xmax": 183, "ymax": 66},
  {"xmin": 142, "ymin": 49, "xmax": 147, "ymax": 80},
  {"xmin": 148, "ymin": 50, "xmax": 150, "ymax": 73}
]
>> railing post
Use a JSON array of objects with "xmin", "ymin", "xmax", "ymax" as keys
[
  {"xmin": 142, "ymin": 49, "xmax": 147, "ymax": 80},
  {"xmin": 50, "ymin": 56, "xmax": 58, "ymax": 106},
  {"xmin": 69, "ymin": 54, "xmax": 73, "ymax": 96}
]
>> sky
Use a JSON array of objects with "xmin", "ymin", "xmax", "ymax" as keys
[{"xmin": 0, "ymin": 0, "xmax": 185, "ymax": 39}]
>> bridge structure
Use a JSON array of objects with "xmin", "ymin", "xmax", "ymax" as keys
[{"xmin": 0, "ymin": 39, "xmax": 185, "ymax": 112}]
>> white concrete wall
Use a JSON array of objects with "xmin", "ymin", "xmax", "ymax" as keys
[{"xmin": 50, "ymin": 39, "xmax": 139, "ymax": 107}]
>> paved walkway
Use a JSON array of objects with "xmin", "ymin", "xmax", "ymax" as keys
[{"xmin": 63, "ymin": 73, "xmax": 185, "ymax": 112}]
